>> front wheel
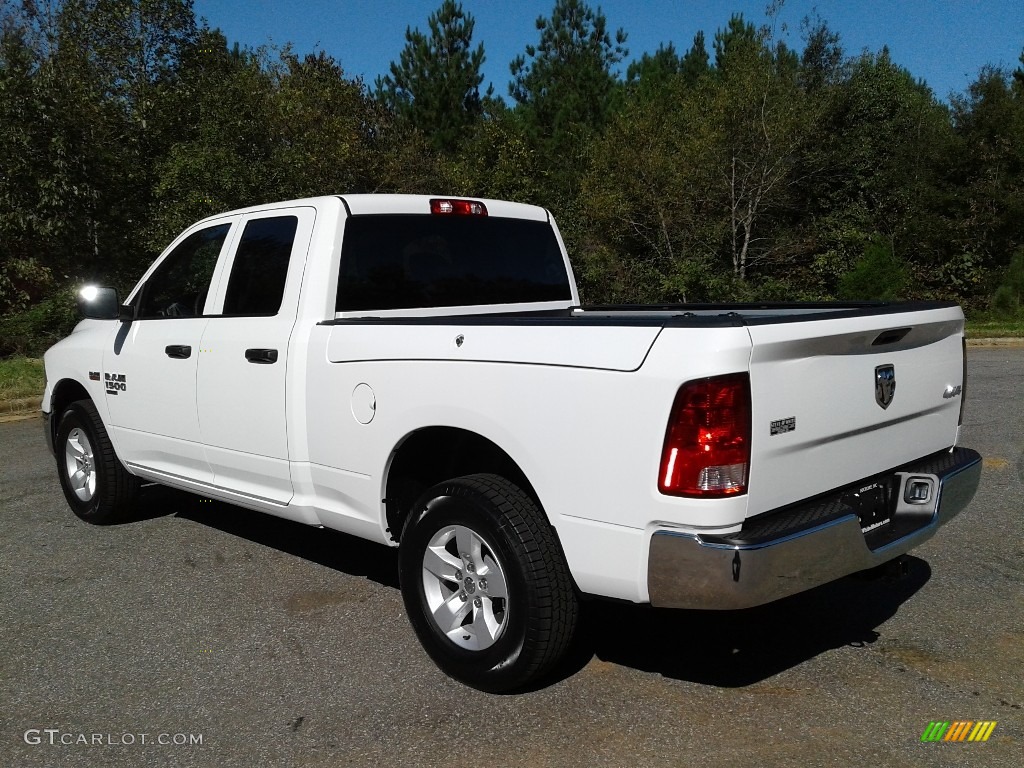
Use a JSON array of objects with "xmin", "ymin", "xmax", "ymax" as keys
[
  {"xmin": 398, "ymin": 474, "xmax": 579, "ymax": 692},
  {"xmin": 55, "ymin": 399, "xmax": 140, "ymax": 524}
]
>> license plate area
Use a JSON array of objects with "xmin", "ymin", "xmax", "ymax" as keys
[
  {"xmin": 845, "ymin": 474, "xmax": 938, "ymax": 550},
  {"xmin": 844, "ymin": 480, "xmax": 896, "ymax": 539}
]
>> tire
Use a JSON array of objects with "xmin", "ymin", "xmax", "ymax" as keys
[
  {"xmin": 55, "ymin": 399, "xmax": 140, "ymax": 524},
  {"xmin": 398, "ymin": 473, "xmax": 579, "ymax": 692}
]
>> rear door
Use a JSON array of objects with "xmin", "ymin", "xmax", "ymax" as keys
[
  {"xmin": 745, "ymin": 306, "xmax": 966, "ymax": 516},
  {"xmin": 195, "ymin": 207, "xmax": 315, "ymax": 505}
]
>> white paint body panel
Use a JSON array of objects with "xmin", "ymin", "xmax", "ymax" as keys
[
  {"xmin": 745, "ymin": 309, "xmax": 965, "ymax": 516},
  {"xmin": 41, "ymin": 195, "xmax": 967, "ymax": 605}
]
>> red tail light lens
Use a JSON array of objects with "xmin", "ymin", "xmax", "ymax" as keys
[
  {"xmin": 659, "ymin": 373, "xmax": 752, "ymax": 497},
  {"xmin": 430, "ymin": 198, "xmax": 488, "ymax": 216}
]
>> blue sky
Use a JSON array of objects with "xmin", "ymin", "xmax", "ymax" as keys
[{"xmin": 192, "ymin": 1, "xmax": 1024, "ymax": 101}]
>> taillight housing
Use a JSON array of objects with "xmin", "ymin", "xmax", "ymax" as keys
[
  {"xmin": 430, "ymin": 198, "xmax": 487, "ymax": 216},
  {"xmin": 658, "ymin": 373, "xmax": 752, "ymax": 498}
]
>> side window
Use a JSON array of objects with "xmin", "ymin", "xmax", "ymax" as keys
[
  {"xmin": 137, "ymin": 224, "xmax": 231, "ymax": 319},
  {"xmin": 222, "ymin": 216, "xmax": 298, "ymax": 316}
]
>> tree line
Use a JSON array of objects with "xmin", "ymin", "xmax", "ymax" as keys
[{"xmin": 2, "ymin": 0, "xmax": 1023, "ymax": 353}]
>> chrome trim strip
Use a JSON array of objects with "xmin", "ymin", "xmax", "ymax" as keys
[{"xmin": 125, "ymin": 462, "xmax": 287, "ymax": 507}]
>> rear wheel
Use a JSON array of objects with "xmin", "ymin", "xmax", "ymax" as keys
[
  {"xmin": 55, "ymin": 399, "xmax": 140, "ymax": 524},
  {"xmin": 399, "ymin": 473, "xmax": 578, "ymax": 692}
]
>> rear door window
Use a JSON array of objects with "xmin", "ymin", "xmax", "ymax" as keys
[{"xmin": 222, "ymin": 216, "xmax": 299, "ymax": 316}]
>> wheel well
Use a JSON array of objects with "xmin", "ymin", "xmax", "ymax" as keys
[
  {"xmin": 49, "ymin": 379, "xmax": 91, "ymax": 442},
  {"xmin": 384, "ymin": 427, "xmax": 539, "ymax": 543}
]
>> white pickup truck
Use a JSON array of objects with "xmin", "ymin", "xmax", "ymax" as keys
[{"xmin": 42, "ymin": 195, "xmax": 981, "ymax": 691}]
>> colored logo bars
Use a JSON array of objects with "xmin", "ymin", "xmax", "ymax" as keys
[{"xmin": 921, "ymin": 721, "xmax": 997, "ymax": 742}]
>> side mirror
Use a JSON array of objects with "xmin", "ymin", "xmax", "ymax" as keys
[{"xmin": 77, "ymin": 286, "xmax": 120, "ymax": 320}]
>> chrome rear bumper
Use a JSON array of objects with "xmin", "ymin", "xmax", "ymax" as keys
[{"xmin": 648, "ymin": 448, "xmax": 982, "ymax": 610}]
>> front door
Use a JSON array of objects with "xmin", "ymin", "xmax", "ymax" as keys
[{"xmin": 104, "ymin": 219, "xmax": 236, "ymax": 483}]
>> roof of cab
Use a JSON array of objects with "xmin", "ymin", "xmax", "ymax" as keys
[{"xmin": 192, "ymin": 194, "xmax": 549, "ymax": 226}]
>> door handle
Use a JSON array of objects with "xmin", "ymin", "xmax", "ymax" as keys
[
  {"xmin": 164, "ymin": 344, "xmax": 192, "ymax": 359},
  {"xmin": 245, "ymin": 348, "xmax": 278, "ymax": 364}
]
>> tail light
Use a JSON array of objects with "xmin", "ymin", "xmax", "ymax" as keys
[
  {"xmin": 430, "ymin": 198, "xmax": 487, "ymax": 216},
  {"xmin": 659, "ymin": 373, "xmax": 751, "ymax": 498}
]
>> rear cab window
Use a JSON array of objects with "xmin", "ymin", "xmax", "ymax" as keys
[{"xmin": 336, "ymin": 215, "xmax": 572, "ymax": 312}]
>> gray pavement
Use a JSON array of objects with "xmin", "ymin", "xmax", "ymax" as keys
[{"xmin": 1, "ymin": 348, "xmax": 1021, "ymax": 767}]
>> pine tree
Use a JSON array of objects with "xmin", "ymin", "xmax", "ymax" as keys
[
  {"xmin": 509, "ymin": 0, "xmax": 627, "ymax": 160},
  {"xmin": 375, "ymin": 0, "xmax": 489, "ymax": 153},
  {"xmin": 680, "ymin": 31, "xmax": 710, "ymax": 85},
  {"xmin": 626, "ymin": 42, "xmax": 680, "ymax": 88},
  {"xmin": 713, "ymin": 14, "xmax": 758, "ymax": 73}
]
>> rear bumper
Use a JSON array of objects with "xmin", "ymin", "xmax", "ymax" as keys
[{"xmin": 648, "ymin": 447, "xmax": 982, "ymax": 610}]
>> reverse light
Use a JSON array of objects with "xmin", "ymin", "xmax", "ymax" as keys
[
  {"xmin": 658, "ymin": 373, "xmax": 752, "ymax": 498},
  {"xmin": 430, "ymin": 198, "xmax": 488, "ymax": 216}
]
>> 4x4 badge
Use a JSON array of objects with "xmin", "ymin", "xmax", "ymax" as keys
[{"xmin": 875, "ymin": 364, "xmax": 896, "ymax": 409}]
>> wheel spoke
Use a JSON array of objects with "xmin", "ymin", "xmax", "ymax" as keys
[
  {"xmin": 471, "ymin": 598, "xmax": 502, "ymax": 643},
  {"xmin": 423, "ymin": 544, "xmax": 461, "ymax": 583},
  {"xmin": 71, "ymin": 469, "xmax": 88, "ymax": 491},
  {"xmin": 455, "ymin": 525, "xmax": 482, "ymax": 566},
  {"xmin": 433, "ymin": 589, "xmax": 472, "ymax": 633},
  {"xmin": 480, "ymin": 554, "xmax": 507, "ymax": 598},
  {"xmin": 66, "ymin": 438, "xmax": 85, "ymax": 460}
]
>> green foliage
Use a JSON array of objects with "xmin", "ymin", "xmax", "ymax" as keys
[
  {"xmin": 838, "ymin": 237, "xmax": 908, "ymax": 301},
  {"xmin": 950, "ymin": 65, "xmax": 1024, "ymax": 288},
  {"xmin": 375, "ymin": 1, "xmax": 490, "ymax": 153},
  {"xmin": 799, "ymin": 14, "xmax": 843, "ymax": 91},
  {"xmin": 626, "ymin": 42, "xmax": 680, "ymax": 93},
  {"xmin": 0, "ymin": 290, "xmax": 79, "ymax": 357},
  {"xmin": 965, "ymin": 316, "xmax": 1024, "ymax": 338},
  {"xmin": 990, "ymin": 248, "xmax": 1024, "ymax": 317},
  {"xmin": 0, "ymin": 257, "xmax": 54, "ymax": 316},
  {"xmin": 509, "ymin": 0, "xmax": 627, "ymax": 193},
  {"xmin": 0, "ymin": 356, "xmax": 46, "ymax": 404},
  {"xmin": 445, "ymin": 111, "xmax": 545, "ymax": 203},
  {"xmin": 712, "ymin": 14, "xmax": 758, "ymax": 73},
  {"xmin": 0, "ymin": 1, "xmax": 1022, "ymax": 345},
  {"xmin": 680, "ymin": 31, "xmax": 710, "ymax": 85},
  {"xmin": 991, "ymin": 284, "xmax": 1019, "ymax": 316}
]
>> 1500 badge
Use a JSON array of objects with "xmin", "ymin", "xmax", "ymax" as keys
[{"xmin": 104, "ymin": 372, "xmax": 127, "ymax": 395}]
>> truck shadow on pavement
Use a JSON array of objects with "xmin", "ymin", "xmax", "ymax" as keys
[
  {"xmin": 141, "ymin": 485, "xmax": 401, "ymax": 590},
  {"xmin": 141, "ymin": 484, "xmax": 931, "ymax": 690},
  {"xmin": 564, "ymin": 557, "xmax": 931, "ymax": 688}
]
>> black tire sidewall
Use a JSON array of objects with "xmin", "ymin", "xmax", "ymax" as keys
[{"xmin": 399, "ymin": 486, "xmax": 533, "ymax": 684}]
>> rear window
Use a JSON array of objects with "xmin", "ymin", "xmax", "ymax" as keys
[{"xmin": 337, "ymin": 215, "xmax": 571, "ymax": 312}]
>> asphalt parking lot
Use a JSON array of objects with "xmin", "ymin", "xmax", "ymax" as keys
[{"xmin": 2, "ymin": 347, "xmax": 1021, "ymax": 768}]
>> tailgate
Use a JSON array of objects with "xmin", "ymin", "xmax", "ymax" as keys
[{"xmin": 745, "ymin": 306, "xmax": 965, "ymax": 516}]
